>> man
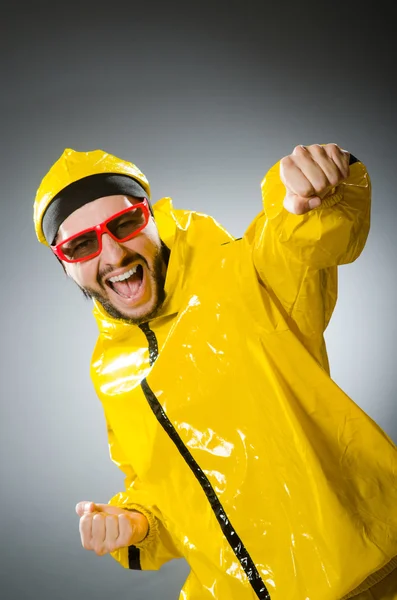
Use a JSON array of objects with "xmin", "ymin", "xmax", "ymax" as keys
[{"xmin": 34, "ymin": 144, "xmax": 397, "ymax": 599}]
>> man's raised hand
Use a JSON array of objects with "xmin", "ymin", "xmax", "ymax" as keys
[{"xmin": 280, "ymin": 143, "xmax": 350, "ymax": 215}]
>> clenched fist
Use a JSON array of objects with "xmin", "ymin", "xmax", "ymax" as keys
[
  {"xmin": 280, "ymin": 143, "xmax": 351, "ymax": 215},
  {"xmin": 75, "ymin": 501, "xmax": 149, "ymax": 556}
]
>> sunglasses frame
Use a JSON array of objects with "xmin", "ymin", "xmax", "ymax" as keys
[{"xmin": 51, "ymin": 198, "xmax": 151, "ymax": 263}]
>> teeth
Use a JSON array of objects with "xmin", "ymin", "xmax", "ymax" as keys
[{"xmin": 108, "ymin": 265, "xmax": 138, "ymax": 283}]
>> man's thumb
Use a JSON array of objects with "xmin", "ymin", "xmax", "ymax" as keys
[
  {"xmin": 92, "ymin": 503, "xmax": 129, "ymax": 516},
  {"xmin": 283, "ymin": 191, "xmax": 321, "ymax": 215}
]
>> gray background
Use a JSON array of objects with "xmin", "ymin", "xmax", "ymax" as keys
[{"xmin": 1, "ymin": 1, "xmax": 396, "ymax": 599}]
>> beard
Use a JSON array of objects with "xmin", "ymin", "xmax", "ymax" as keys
[{"xmin": 78, "ymin": 241, "xmax": 170, "ymax": 326}]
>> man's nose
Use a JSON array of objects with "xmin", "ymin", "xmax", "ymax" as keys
[{"xmin": 100, "ymin": 233, "xmax": 129, "ymax": 262}]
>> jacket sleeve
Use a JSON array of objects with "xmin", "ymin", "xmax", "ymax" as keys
[
  {"xmin": 244, "ymin": 156, "xmax": 371, "ymax": 371},
  {"xmin": 105, "ymin": 420, "xmax": 183, "ymax": 571}
]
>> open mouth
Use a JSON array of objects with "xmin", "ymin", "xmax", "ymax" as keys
[{"xmin": 106, "ymin": 264, "xmax": 144, "ymax": 300}]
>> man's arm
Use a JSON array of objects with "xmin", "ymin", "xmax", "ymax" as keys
[
  {"xmin": 75, "ymin": 417, "xmax": 182, "ymax": 571},
  {"xmin": 105, "ymin": 422, "xmax": 183, "ymax": 570},
  {"xmin": 244, "ymin": 144, "xmax": 371, "ymax": 370}
]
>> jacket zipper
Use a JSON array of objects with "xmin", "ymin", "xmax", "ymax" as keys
[{"xmin": 139, "ymin": 322, "xmax": 271, "ymax": 600}]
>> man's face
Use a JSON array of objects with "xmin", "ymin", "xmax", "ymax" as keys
[{"xmin": 56, "ymin": 195, "xmax": 168, "ymax": 324}]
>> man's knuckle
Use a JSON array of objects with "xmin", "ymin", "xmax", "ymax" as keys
[
  {"xmin": 293, "ymin": 145, "xmax": 306, "ymax": 154},
  {"xmin": 309, "ymin": 144, "xmax": 325, "ymax": 155},
  {"xmin": 107, "ymin": 542, "xmax": 118, "ymax": 553},
  {"xmin": 280, "ymin": 155, "xmax": 293, "ymax": 169},
  {"xmin": 342, "ymin": 154, "xmax": 350, "ymax": 167},
  {"xmin": 328, "ymin": 144, "xmax": 342, "ymax": 159},
  {"xmin": 106, "ymin": 514, "xmax": 117, "ymax": 523},
  {"xmin": 313, "ymin": 174, "xmax": 328, "ymax": 191},
  {"xmin": 328, "ymin": 172, "xmax": 341, "ymax": 185}
]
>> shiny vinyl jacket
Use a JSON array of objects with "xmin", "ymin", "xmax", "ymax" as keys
[{"xmin": 34, "ymin": 150, "xmax": 397, "ymax": 600}]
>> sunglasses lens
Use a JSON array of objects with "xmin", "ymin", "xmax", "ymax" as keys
[
  {"xmin": 60, "ymin": 231, "xmax": 99, "ymax": 261},
  {"xmin": 107, "ymin": 206, "xmax": 146, "ymax": 240}
]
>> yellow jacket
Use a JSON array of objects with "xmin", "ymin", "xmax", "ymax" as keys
[{"xmin": 35, "ymin": 150, "xmax": 397, "ymax": 599}]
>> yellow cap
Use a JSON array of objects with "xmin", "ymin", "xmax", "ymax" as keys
[{"xmin": 33, "ymin": 148, "xmax": 151, "ymax": 246}]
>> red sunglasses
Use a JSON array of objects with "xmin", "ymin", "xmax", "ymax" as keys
[{"xmin": 51, "ymin": 199, "xmax": 151, "ymax": 263}]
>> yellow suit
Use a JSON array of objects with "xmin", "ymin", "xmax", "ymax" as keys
[{"xmin": 34, "ymin": 150, "xmax": 397, "ymax": 599}]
